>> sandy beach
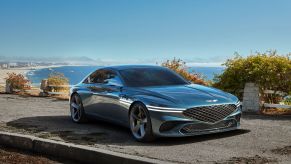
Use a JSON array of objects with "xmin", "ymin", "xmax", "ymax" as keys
[
  {"xmin": 0, "ymin": 65, "xmax": 66, "ymax": 89},
  {"xmin": 0, "ymin": 66, "xmax": 51, "ymax": 85},
  {"xmin": 0, "ymin": 67, "xmax": 29, "ymax": 84}
]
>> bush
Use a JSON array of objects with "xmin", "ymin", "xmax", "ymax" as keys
[
  {"xmin": 283, "ymin": 96, "xmax": 291, "ymax": 105},
  {"xmin": 6, "ymin": 73, "xmax": 30, "ymax": 91},
  {"xmin": 213, "ymin": 51, "xmax": 291, "ymax": 102},
  {"xmin": 161, "ymin": 58, "xmax": 208, "ymax": 85},
  {"xmin": 47, "ymin": 72, "xmax": 69, "ymax": 92}
]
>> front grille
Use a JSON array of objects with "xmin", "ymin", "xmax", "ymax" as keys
[
  {"xmin": 180, "ymin": 119, "xmax": 237, "ymax": 134},
  {"xmin": 183, "ymin": 104, "xmax": 237, "ymax": 123}
]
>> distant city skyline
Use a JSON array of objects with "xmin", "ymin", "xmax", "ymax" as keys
[{"xmin": 1, "ymin": 0, "xmax": 291, "ymax": 65}]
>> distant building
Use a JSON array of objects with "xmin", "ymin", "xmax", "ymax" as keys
[
  {"xmin": 0, "ymin": 63, "xmax": 9, "ymax": 69},
  {"xmin": 8, "ymin": 63, "xmax": 17, "ymax": 68}
]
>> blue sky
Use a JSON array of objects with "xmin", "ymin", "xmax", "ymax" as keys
[{"xmin": 0, "ymin": 0, "xmax": 291, "ymax": 65}]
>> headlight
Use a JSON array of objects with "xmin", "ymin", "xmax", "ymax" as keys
[
  {"xmin": 146, "ymin": 105, "xmax": 184, "ymax": 113},
  {"xmin": 236, "ymin": 101, "xmax": 242, "ymax": 111},
  {"xmin": 235, "ymin": 101, "xmax": 242, "ymax": 107}
]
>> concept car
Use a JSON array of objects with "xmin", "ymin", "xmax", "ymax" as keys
[{"xmin": 70, "ymin": 65, "xmax": 241, "ymax": 142}]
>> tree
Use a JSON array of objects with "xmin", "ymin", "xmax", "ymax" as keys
[
  {"xmin": 213, "ymin": 51, "xmax": 291, "ymax": 103},
  {"xmin": 161, "ymin": 58, "xmax": 208, "ymax": 85}
]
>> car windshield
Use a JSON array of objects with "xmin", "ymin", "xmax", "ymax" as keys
[{"xmin": 119, "ymin": 67, "xmax": 189, "ymax": 87}]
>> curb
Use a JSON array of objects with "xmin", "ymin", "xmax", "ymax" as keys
[{"xmin": 0, "ymin": 131, "xmax": 172, "ymax": 164}]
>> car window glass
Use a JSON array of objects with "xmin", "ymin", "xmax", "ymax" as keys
[
  {"xmin": 88, "ymin": 69, "xmax": 122, "ymax": 86},
  {"xmin": 119, "ymin": 67, "xmax": 188, "ymax": 87}
]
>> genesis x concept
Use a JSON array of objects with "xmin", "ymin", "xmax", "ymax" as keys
[{"xmin": 70, "ymin": 65, "xmax": 241, "ymax": 142}]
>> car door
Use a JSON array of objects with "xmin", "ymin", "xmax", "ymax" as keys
[{"xmin": 85, "ymin": 69, "xmax": 128, "ymax": 124}]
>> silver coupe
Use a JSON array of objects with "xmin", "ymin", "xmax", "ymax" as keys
[{"xmin": 70, "ymin": 65, "xmax": 241, "ymax": 142}]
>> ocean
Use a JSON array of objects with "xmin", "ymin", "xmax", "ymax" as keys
[{"xmin": 27, "ymin": 66, "xmax": 224, "ymax": 86}]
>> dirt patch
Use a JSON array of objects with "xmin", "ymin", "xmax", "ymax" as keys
[
  {"xmin": 272, "ymin": 146, "xmax": 291, "ymax": 155},
  {"xmin": 0, "ymin": 145, "xmax": 70, "ymax": 164},
  {"xmin": 217, "ymin": 155, "xmax": 277, "ymax": 164},
  {"xmin": 38, "ymin": 131, "xmax": 107, "ymax": 145}
]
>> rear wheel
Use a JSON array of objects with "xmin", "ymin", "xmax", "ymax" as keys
[
  {"xmin": 129, "ymin": 103, "xmax": 155, "ymax": 142},
  {"xmin": 70, "ymin": 94, "xmax": 87, "ymax": 123}
]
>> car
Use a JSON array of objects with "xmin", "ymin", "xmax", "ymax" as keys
[{"xmin": 69, "ymin": 65, "xmax": 242, "ymax": 142}]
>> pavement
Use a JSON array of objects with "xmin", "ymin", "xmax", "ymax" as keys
[{"xmin": 0, "ymin": 94, "xmax": 291, "ymax": 163}]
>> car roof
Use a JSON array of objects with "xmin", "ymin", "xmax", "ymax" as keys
[{"xmin": 102, "ymin": 65, "xmax": 165, "ymax": 71}]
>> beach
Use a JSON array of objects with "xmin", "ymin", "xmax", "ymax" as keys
[
  {"xmin": 0, "ymin": 67, "xmax": 38, "ymax": 92},
  {"xmin": 0, "ymin": 66, "xmax": 67, "ymax": 93},
  {"xmin": 0, "ymin": 67, "xmax": 29, "ymax": 84},
  {"xmin": 0, "ymin": 66, "xmax": 53, "ymax": 84},
  {"xmin": 0, "ymin": 65, "xmax": 71, "ymax": 84}
]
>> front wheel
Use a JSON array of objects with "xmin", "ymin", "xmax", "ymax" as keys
[
  {"xmin": 70, "ymin": 94, "xmax": 87, "ymax": 123},
  {"xmin": 129, "ymin": 103, "xmax": 155, "ymax": 142}
]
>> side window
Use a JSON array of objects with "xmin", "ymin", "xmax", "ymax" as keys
[{"xmin": 86, "ymin": 69, "xmax": 122, "ymax": 86}]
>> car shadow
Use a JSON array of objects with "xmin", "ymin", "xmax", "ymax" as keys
[
  {"xmin": 6, "ymin": 116, "xmax": 250, "ymax": 146},
  {"xmin": 152, "ymin": 129, "xmax": 250, "ymax": 146}
]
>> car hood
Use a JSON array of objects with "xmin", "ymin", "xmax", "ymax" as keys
[{"xmin": 138, "ymin": 84, "xmax": 238, "ymax": 108}]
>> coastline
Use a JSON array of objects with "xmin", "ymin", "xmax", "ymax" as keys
[{"xmin": 0, "ymin": 65, "xmax": 65, "ymax": 85}]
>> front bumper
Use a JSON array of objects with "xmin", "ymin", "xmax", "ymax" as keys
[{"xmin": 148, "ymin": 107, "xmax": 241, "ymax": 137}]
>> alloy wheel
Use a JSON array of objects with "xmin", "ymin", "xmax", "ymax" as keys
[
  {"xmin": 130, "ymin": 105, "xmax": 148, "ymax": 139},
  {"xmin": 70, "ymin": 94, "xmax": 82, "ymax": 122}
]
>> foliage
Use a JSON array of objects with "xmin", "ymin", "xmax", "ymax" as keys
[
  {"xmin": 47, "ymin": 72, "xmax": 69, "ymax": 92},
  {"xmin": 5, "ymin": 72, "xmax": 30, "ymax": 91},
  {"xmin": 283, "ymin": 96, "xmax": 291, "ymax": 105},
  {"xmin": 213, "ymin": 51, "xmax": 291, "ymax": 102},
  {"xmin": 161, "ymin": 58, "xmax": 208, "ymax": 85}
]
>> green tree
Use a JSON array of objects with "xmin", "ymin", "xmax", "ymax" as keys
[{"xmin": 213, "ymin": 51, "xmax": 291, "ymax": 102}]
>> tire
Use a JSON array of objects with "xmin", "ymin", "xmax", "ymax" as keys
[
  {"xmin": 129, "ymin": 102, "xmax": 155, "ymax": 142},
  {"xmin": 70, "ymin": 93, "xmax": 87, "ymax": 123}
]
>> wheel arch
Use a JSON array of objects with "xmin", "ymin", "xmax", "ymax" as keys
[
  {"xmin": 70, "ymin": 91, "xmax": 79, "ymax": 101},
  {"xmin": 128, "ymin": 101, "xmax": 147, "ymax": 116}
]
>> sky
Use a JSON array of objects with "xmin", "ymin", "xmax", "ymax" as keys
[{"xmin": 0, "ymin": 0, "xmax": 291, "ymax": 65}]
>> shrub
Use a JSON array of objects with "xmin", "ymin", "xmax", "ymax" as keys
[
  {"xmin": 6, "ymin": 72, "xmax": 30, "ymax": 91},
  {"xmin": 283, "ymin": 96, "xmax": 291, "ymax": 105},
  {"xmin": 213, "ymin": 51, "xmax": 291, "ymax": 102},
  {"xmin": 161, "ymin": 58, "xmax": 208, "ymax": 85},
  {"xmin": 47, "ymin": 72, "xmax": 69, "ymax": 92}
]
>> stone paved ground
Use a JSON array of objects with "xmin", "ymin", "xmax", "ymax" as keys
[{"xmin": 0, "ymin": 94, "xmax": 291, "ymax": 163}]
